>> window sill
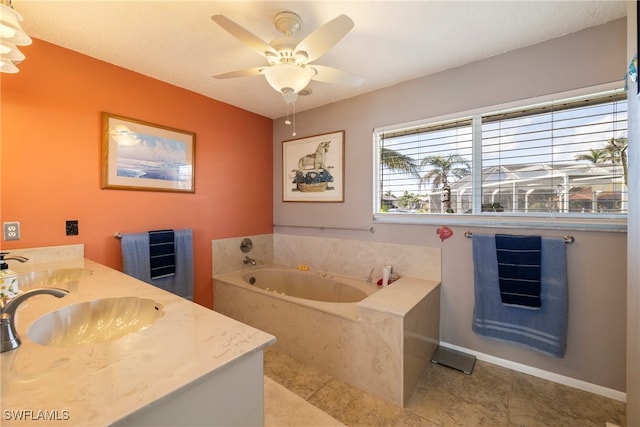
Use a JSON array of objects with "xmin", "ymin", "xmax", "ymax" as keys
[{"xmin": 373, "ymin": 213, "xmax": 627, "ymax": 232}]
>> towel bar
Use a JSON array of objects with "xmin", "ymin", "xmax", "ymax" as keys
[
  {"xmin": 273, "ymin": 224, "xmax": 375, "ymax": 233},
  {"xmin": 114, "ymin": 232, "xmax": 122, "ymax": 239},
  {"xmin": 464, "ymin": 231, "xmax": 574, "ymax": 244}
]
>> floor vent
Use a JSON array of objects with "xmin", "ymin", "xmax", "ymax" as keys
[{"xmin": 431, "ymin": 346, "xmax": 476, "ymax": 375}]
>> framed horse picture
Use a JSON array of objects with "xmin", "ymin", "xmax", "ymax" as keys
[{"xmin": 282, "ymin": 130, "xmax": 345, "ymax": 202}]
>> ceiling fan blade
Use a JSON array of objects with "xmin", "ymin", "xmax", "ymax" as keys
[
  {"xmin": 310, "ymin": 65, "xmax": 364, "ymax": 86},
  {"xmin": 211, "ymin": 15, "xmax": 276, "ymax": 57},
  {"xmin": 213, "ymin": 67, "xmax": 265, "ymax": 79},
  {"xmin": 295, "ymin": 14, "xmax": 354, "ymax": 63}
]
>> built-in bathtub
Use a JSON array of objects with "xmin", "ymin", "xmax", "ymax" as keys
[
  {"xmin": 214, "ymin": 266, "xmax": 440, "ymax": 406},
  {"xmin": 242, "ymin": 268, "xmax": 370, "ymax": 303},
  {"xmin": 234, "ymin": 267, "xmax": 376, "ymax": 320}
]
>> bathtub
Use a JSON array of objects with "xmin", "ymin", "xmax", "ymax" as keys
[
  {"xmin": 242, "ymin": 269, "xmax": 370, "ymax": 303},
  {"xmin": 223, "ymin": 267, "xmax": 379, "ymax": 320},
  {"xmin": 214, "ymin": 266, "xmax": 440, "ymax": 406}
]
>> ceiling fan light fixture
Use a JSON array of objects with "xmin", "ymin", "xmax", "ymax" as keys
[
  {"xmin": 0, "ymin": 2, "xmax": 30, "ymax": 44},
  {"xmin": 273, "ymin": 12, "xmax": 301, "ymax": 37},
  {"xmin": 264, "ymin": 51, "xmax": 278, "ymax": 65},
  {"xmin": 0, "ymin": 58, "xmax": 18, "ymax": 73},
  {"xmin": 0, "ymin": 41, "xmax": 24, "ymax": 61},
  {"xmin": 0, "ymin": 0, "xmax": 31, "ymax": 73},
  {"xmin": 294, "ymin": 50, "xmax": 308, "ymax": 65},
  {"xmin": 264, "ymin": 63, "xmax": 311, "ymax": 99},
  {"xmin": 281, "ymin": 87, "xmax": 298, "ymax": 105}
]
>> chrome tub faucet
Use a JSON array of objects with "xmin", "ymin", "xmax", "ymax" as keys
[
  {"xmin": 242, "ymin": 256, "xmax": 256, "ymax": 266},
  {"xmin": 366, "ymin": 268, "xmax": 374, "ymax": 283}
]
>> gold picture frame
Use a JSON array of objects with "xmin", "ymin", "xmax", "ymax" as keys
[
  {"xmin": 101, "ymin": 112, "xmax": 195, "ymax": 193},
  {"xmin": 282, "ymin": 130, "xmax": 344, "ymax": 202}
]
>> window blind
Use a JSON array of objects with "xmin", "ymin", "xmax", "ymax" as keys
[
  {"xmin": 481, "ymin": 92, "xmax": 628, "ymax": 214},
  {"xmin": 379, "ymin": 118, "xmax": 472, "ymax": 214},
  {"xmin": 374, "ymin": 88, "xmax": 628, "ymax": 219}
]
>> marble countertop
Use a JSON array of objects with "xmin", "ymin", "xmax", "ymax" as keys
[
  {"xmin": 1, "ymin": 246, "xmax": 275, "ymax": 426},
  {"xmin": 358, "ymin": 277, "xmax": 441, "ymax": 316}
]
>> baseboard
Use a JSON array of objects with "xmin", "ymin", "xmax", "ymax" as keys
[{"xmin": 439, "ymin": 341, "xmax": 627, "ymax": 403}]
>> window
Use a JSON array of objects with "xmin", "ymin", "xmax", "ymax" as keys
[
  {"xmin": 378, "ymin": 119, "xmax": 473, "ymax": 214},
  {"xmin": 374, "ymin": 87, "xmax": 628, "ymax": 227}
]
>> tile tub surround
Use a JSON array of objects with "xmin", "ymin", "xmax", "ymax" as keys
[
  {"xmin": 211, "ymin": 234, "xmax": 441, "ymax": 282},
  {"xmin": 212, "ymin": 233, "xmax": 273, "ymax": 276},
  {"xmin": 214, "ymin": 267, "xmax": 440, "ymax": 406},
  {"xmin": 273, "ymin": 234, "xmax": 442, "ymax": 283},
  {"xmin": 2, "ymin": 246, "xmax": 275, "ymax": 426}
]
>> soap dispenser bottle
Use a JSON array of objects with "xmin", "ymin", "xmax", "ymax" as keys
[{"xmin": 0, "ymin": 253, "xmax": 19, "ymax": 299}]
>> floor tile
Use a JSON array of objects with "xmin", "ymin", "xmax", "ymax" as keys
[
  {"xmin": 508, "ymin": 371, "xmax": 626, "ymax": 427},
  {"xmin": 264, "ymin": 376, "xmax": 345, "ymax": 427},
  {"xmin": 264, "ymin": 346, "xmax": 333, "ymax": 400},
  {"xmin": 264, "ymin": 347, "xmax": 626, "ymax": 427},
  {"xmin": 407, "ymin": 362, "xmax": 510, "ymax": 426}
]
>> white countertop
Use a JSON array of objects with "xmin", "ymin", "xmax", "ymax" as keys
[{"xmin": 1, "ymin": 251, "xmax": 275, "ymax": 426}]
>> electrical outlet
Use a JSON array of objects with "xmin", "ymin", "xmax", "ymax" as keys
[
  {"xmin": 3, "ymin": 222, "xmax": 20, "ymax": 241},
  {"xmin": 66, "ymin": 220, "xmax": 79, "ymax": 236}
]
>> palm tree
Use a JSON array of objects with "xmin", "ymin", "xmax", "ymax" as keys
[
  {"xmin": 379, "ymin": 147, "xmax": 420, "ymax": 210},
  {"xmin": 602, "ymin": 137, "xmax": 628, "ymax": 186},
  {"xmin": 575, "ymin": 138, "xmax": 629, "ymax": 186},
  {"xmin": 380, "ymin": 147, "xmax": 420, "ymax": 178},
  {"xmin": 398, "ymin": 191, "xmax": 422, "ymax": 210},
  {"xmin": 420, "ymin": 154, "xmax": 470, "ymax": 213},
  {"xmin": 575, "ymin": 148, "xmax": 607, "ymax": 164}
]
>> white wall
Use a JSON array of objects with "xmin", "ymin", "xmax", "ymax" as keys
[
  {"xmin": 273, "ymin": 19, "xmax": 629, "ymax": 396},
  {"xmin": 626, "ymin": 1, "xmax": 639, "ymax": 423}
]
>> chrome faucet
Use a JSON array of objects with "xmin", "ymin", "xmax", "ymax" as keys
[
  {"xmin": 1, "ymin": 288, "xmax": 68, "ymax": 353},
  {"xmin": 366, "ymin": 268, "xmax": 374, "ymax": 283},
  {"xmin": 2, "ymin": 254, "xmax": 29, "ymax": 263},
  {"xmin": 242, "ymin": 256, "xmax": 256, "ymax": 266}
]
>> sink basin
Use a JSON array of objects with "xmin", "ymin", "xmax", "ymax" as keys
[
  {"xmin": 27, "ymin": 297, "xmax": 164, "ymax": 347},
  {"xmin": 18, "ymin": 268, "xmax": 92, "ymax": 288}
]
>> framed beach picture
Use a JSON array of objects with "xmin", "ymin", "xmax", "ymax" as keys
[
  {"xmin": 101, "ymin": 113, "xmax": 195, "ymax": 193},
  {"xmin": 282, "ymin": 130, "xmax": 345, "ymax": 202}
]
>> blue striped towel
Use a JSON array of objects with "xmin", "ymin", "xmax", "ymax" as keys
[
  {"xmin": 149, "ymin": 230, "xmax": 175, "ymax": 279},
  {"xmin": 472, "ymin": 234, "xmax": 568, "ymax": 357},
  {"xmin": 495, "ymin": 234, "xmax": 541, "ymax": 309},
  {"xmin": 121, "ymin": 229, "xmax": 194, "ymax": 300}
]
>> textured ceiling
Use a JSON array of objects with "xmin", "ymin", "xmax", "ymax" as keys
[{"xmin": 13, "ymin": 1, "xmax": 627, "ymax": 119}]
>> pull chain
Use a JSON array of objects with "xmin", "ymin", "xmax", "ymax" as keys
[
  {"xmin": 292, "ymin": 102, "xmax": 297, "ymax": 136},
  {"xmin": 284, "ymin": 102, "xmax": 291, "ymax": 125}
]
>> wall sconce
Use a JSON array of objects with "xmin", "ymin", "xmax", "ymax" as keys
[{"xmin": 0, "ymin": 0, "xmax": 31, "ymax": 73}]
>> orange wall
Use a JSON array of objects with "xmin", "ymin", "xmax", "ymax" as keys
[{"xmin": 0, "ymin": 39, "xmax": 273, "ymax": 308}]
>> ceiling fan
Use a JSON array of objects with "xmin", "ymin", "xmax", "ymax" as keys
[{"xmin": 211, "ymin": 12, "xmax": 364, "ymax": 104}]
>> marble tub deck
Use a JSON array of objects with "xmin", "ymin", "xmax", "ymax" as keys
[{"xmin": 264, "ymin": 347, "xmax": 626, "ymax": 427}]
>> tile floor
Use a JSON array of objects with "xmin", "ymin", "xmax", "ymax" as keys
[{"xmin": 263, "ymin": 346, "xmax": 626, "ymax": 427}]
